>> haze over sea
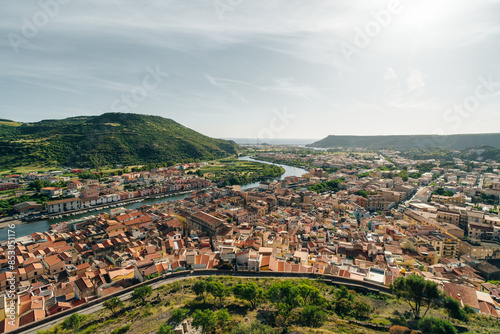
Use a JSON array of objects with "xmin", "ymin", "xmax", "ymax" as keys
[{"xmin": 227, "ymin": 138, "xmax": 318, "ymax": 145}]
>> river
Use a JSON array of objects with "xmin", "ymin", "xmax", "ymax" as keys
[
  {"xmin": 238, "ymin": 156, "xmax": 307, "ymax": 189},
  {"xmin": 0, "ymin": 194, "xmax": 190, "ymax": 241},
  {"xmin": 1, "ymin": 156, "xmax": 306, "ymax": 240}
]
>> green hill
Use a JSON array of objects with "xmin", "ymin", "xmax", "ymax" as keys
[
  {"xmin": 307, "ymin": 133, "xmax": 500, "ymax": 150},
  {"xmin": 0, "ymin": 113, "xmax": 240, "ymax": 169}
]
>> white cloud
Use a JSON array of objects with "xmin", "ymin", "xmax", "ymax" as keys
[
  {"xmin": 406, "ymin": 68, "xmax": 425, "ymax": 91},
  {"xmin": 384, "ymin": 67, "xmax": 397, "ymax": 80},
  {"xmin": 1, "ymin": 0, "xmax": 500, "ymax": 137}
]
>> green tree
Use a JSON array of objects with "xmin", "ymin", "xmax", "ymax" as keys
[
  {"xmin": 356, "ymin": 190, "xmax": 368, "ymax": 198},
  {"xmin": 208, "ymin": 281, "xmax": 229, "ymax": 305},
  {"xmin": 391, "ymin": 274, "xmax": 441, "ymax": 319},
  {"xmin": 192, "ymin": 309, "xmax": 217, "ymax": 334},
  {"xmin": 29, "ymin": 180, "xmax": 50, "ymax": 192},
  {"xmin": 192, "ymin": 280, "xmax": 208, "ymax": 301},
  {"xmin": 232, "ymin": 282, "xmax": 264, "ymax": 309},
  {"xmin": 103, "ymin": 296, "xmax": 124, "ymax": 316},
  {"xmin": 443, "ymin": 296, "xmax": 467, "ymax": 321},
  {"xmin": 171, "ymin": 308, "xmax": 189, "ymax": 323},
  {"xmin": 297, "ymin": 281, "xmax": 326, "ymax": 306},
  {"xmin": 266, "ymin": 280, "xmax": 303, "ymax": 321},
  {"xmin": 418, "ymin": 317, "xmax": 457, "ymax": 334},
  {"xmin": 131, "ymin": 285, "xmax": 153, "ymax": 305}
]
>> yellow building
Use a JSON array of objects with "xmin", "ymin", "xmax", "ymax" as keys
[
  {"xmin": 432, "ymin": 194, "xmax": 466, "ymax": 207},
  {"xmin": 394, "ymin": 255, "xmax": 415, "ymax": 269}
]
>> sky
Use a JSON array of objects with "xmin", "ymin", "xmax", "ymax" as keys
[{"xmin": 2, "ymin": 0, "xmax": 500, "ymax": 141}]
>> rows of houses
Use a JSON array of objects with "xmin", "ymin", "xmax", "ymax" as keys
[{"xmin": 1, "ymin": 152, "xmax": 500, "ymax": 331}]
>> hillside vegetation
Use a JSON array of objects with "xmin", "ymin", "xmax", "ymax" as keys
[
  {"xmin": 0, "ymin": 113, "xmax": 240, "ymax": 169},
  {"xmin": 36, "ymin": 276, "xmax": 499, "ymax": 334},
  {"xmin": 307, "ymin": 134, "xmax": 500, "ymax": 150}
]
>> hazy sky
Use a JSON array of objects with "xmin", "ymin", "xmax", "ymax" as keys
[{"xmin": 2, "ymin": 0, "xmax": 500, "ymax": 140}]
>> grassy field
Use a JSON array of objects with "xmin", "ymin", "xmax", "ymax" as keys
[
  {"xmin": 35, "ymin": 277, "xmax": 500, "ymax": 334},
  {"xmin": 0, "ymin": 166, "xmax": 57, "ymax": 175},
  {"xmin": 0, "ymin": 121, "xmax": 22, "ymax": 126},
  {"xmin": 199, "ymin": 159, "xmax": 284, "ymax": 186},
  {"xmin": 0, "ymin": 164, "xmax": 146, "ymax": 177},
  {"xmin": 201, "ymin": 160, "xmax": 264, "ymax": 173}
]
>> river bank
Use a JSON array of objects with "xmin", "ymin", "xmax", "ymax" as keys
[
  {"xmin": 249, "ymin": 156, "xmax": 311, "ymax": 171},
  {"xmin": 0, "ymin": 192, "xmax": 193, "ymax": 241},
  {"xmin": 43, "ymin": 189, "xmax": 198, "ymax": 221},
  {"xmin": 0, "ymin": 219, "xmax": 21, "ymax": 229},
  {"xmin": 0, "ymin": 157, "xmax": 307, "ymax": 241},
  {"xmin": 238, "ymin": 156, "xmax": 308, "ymax": 181}
]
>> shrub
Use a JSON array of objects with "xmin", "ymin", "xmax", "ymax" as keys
[
  {"xmin": 231, "ymin": 321, "xmax": 277, "ymax": 334},
  {"xmin": 142, "ymin": 306, "xmax": 153, "ymax": 317},
  {"xmin": 110, "ymin": 324, "xmax": 131, "ymax": 334},
  {"xmin": 170, "ymin": 281, "xmax": 181, "ymax": 293},
  {"xmin": 389, "ymin": 325, "xmax": 411, "ymax": 334},
  {"xmin": 274, "ymin": 314, "xmax": 286, "ymax": 328},
  {"xmin": 463, "ymin": 305, "xmax": 475, "ymax": 314},
  {"xmin": 215, "ymin": 308, "xmax": 232, "ymax": 332},
  {"xmin": 332, "ymin": 298, "xmax": 371, "ymax": 319},
  {"xmin": 192, "ymin": 309, "xmax": 216, "ymax": 333},
  {"xmin": 62, "ymin": 313, "xmax": 85, "ymax": 331},
  {"xmin": 299, "ymin": 305, "xmax": 327, "ymax": 327},
  {"xmin": 192, "ymin": 308, "xmax": 232, "ymax": 333},
  {"xmin": 418, "ymin": 317, "xmax": 457, "ymax": 334},
  {"xmin": 333, "ymin": 298, "xmax": 354, "ymax": 318},
  {"xmin": 334, "ymin": 286, "xmax": 353, "ymax": 302},
  {"xmin": 443, "ymin": 296, "xmax": 467, "ymax": 321},
  {"xmin": 351, "ymin": 299, "xmax": 372, "ymax": 319},
  {"xmin": 157, "ymin": 323, "xmax": 174, "ymax": 334},
  {"xmin": 171, "ymin": 308, "xmax": 189, "ymax": 323}
]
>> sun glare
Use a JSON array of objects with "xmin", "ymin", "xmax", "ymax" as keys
[{"xmin": 401, "ymin": 0, "xmax": 453, "ymax": 27}]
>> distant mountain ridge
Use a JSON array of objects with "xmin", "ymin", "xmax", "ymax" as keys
[
  {"xmin": 307, "ymin": 133, "xmax": 500, "ymax": 150},
  {"xmin": 0, "ymin": 113, "xmax": 240, "ymax": 168}
]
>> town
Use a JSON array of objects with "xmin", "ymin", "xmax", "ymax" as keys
[
  {"xmin": 1, "ymin": 148, "xmax": 500, "ymax": 332},
  {"xmin": 0, "ymin": 163, "xmax": 214, "ymax": 221}
]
